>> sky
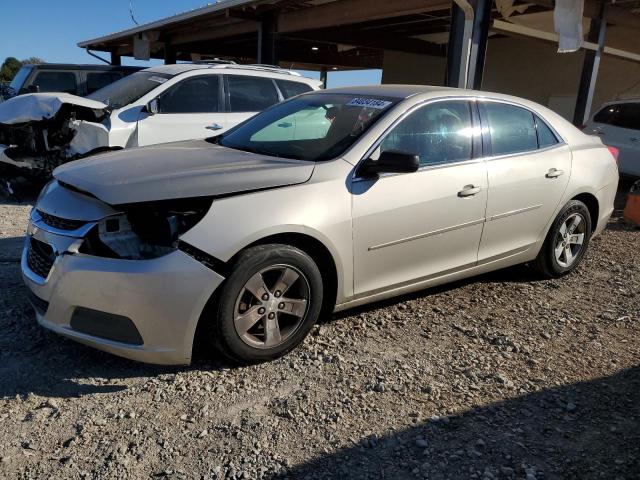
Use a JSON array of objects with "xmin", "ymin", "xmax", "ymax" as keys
[{"xmin": 1, "ymin": 0, "xmax": 381, "ymax": 88}]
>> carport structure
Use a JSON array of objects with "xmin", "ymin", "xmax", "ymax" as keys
[{"xmin": 78, "ymin": 0, "xmax": 640, "ymax": 123}]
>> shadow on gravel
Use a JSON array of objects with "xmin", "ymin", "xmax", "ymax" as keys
[
  {"xmin": 0, "ymin": 235, "xmax": 25, "ymax": 261},
  {"xmin": 328, "ymin": 264, "xmax": 542, "ymax": 324},
  {"xmin": 277, "ymin": 366, "xmax": 640, "ymax": 480},
  {"xmin": 0, "ymin": 258, "xmax": 226, "ymax": 399}
]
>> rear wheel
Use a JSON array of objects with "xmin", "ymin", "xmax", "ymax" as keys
[
  {"xmin": 532, "ymin": 200, "xmax": 592, "ymax": 278},
  {"xmin": 209, "ymin": 244, "xmax": 323, "ymax": 363}
]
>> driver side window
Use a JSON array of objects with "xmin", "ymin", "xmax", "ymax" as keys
[{"xmin": 378, "ymin": 101, "xmax": 473, "ymax": 167}]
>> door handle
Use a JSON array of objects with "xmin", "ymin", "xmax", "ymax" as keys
[
  {"xmin": 595, "ymin": 131, "xmax": 605, "ymax": 136},
  {"xmin": 458, "ymin": 185, "xmax": 482, "ymax": 197},
  {"xmin": 631, "ymin": 137, "xmax": 639, "ymax": 143},
  {"xmin": 546, "ymin": 168, "xmax": 564, "ymax": 179},
  {"xmin": 205, "ymin": 123, "xmax": 223, "ymax": 131}
]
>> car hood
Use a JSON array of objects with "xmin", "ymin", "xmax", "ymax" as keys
[
  {"xmin": 53, "ymin": 139, "xmax": 316, "ymax": 205},
  {"xmin": 0, "ymin": 93, "xmax": 108, "ymax": 125}
]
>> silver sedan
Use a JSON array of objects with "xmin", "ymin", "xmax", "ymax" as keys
[{"xmin": 22, "ymin": 86, "xmax": 619, "ymax": 364}]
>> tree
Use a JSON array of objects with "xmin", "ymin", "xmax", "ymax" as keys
[
  {"xmin": 0, "ymin": 57, "xmax": 22, "ymax": 82},
  {"xmin": 22, "ymin": 57, "xmax": 45, "ymax": 65}
]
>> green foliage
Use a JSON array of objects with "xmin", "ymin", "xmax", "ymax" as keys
[
  {"xmin": 22, "ymin": 57, "xmax": 45, "ymax": 65},
  {"xmin": 0, "ymin": 57, "xmax": 45, "ymax": 82},
  {"xmin": 0, "ymin": 57, "xmax": 21, "ymax": 82}
]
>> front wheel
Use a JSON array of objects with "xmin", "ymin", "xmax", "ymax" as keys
[
  {"xmin": 209, "ymin": 244, "xmax": 323, "ymax": 364},
  {"xmin": 531, "ymin": 200, "xmax": 592, "ymax": 278}
]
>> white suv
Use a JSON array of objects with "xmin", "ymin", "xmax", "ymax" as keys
[
  {"xmin": 583, "ymin": 99, "xmax": 640, "ymax": 177},
  {"xmin": 0, "ymin": 63, "xmax": 321, "ymax": 178}
]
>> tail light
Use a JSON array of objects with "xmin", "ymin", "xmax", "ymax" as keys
[{"xmin": 606, "ymin": 146, "xmax": 619, "ymax": 165}]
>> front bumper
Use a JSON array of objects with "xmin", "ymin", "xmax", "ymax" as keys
[{"xmin": 22, "ymin": 211, "xmax": 224, "ymax": 365}]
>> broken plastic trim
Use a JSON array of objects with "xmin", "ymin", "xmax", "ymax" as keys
[{"xmin": 178, "ymin": 240, "xmax": 228, "ymax": 277}]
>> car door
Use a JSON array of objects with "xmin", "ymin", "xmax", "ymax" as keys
[
  {"xmin": 136, "ymin": 74, "xmax": 225, "ymax": 146},
  {"xmin": 225, "ymin": 75, "xmax": 282, "ymax": 129},
  {"xmin": 477, "ymin": 101, "xmax": 572, "ymax": 262},
  {"xmin": 351, "ymin": 99, "xmax": 488, "ymax": 295}
]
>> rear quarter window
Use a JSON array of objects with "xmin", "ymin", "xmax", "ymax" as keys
[{"xmin": 535, "ymin": 115, "xmax": 559, "ymax": 148}]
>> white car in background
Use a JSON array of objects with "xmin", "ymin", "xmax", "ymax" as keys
[
  {"xmin": 583, "ymin": 99, "xmax": 640, "ymax": 177},
  {"xmin": 0, "ymin": 63, "xmax": 321, "ymax": 179}
]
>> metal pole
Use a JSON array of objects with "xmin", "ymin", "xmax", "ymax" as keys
[
  {"xmin": 574, "ymin": 6, "xmax": 607, "ymax": 126},
  {"xmin": 466, "ymin": 0, "xmax": 491, "ymax": 90}
]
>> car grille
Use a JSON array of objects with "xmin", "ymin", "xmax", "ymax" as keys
[
  {"xmin": 27, "ymin": 238, "xmax": 56, "ymax": 279},
  {"xmin": 36, "ymin": 210, "xmax": 86, "ymax": 231}
]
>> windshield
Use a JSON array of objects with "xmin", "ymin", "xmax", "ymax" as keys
[
  {"xmin": 9, "ymin": 66, "xmax": 32, "ymax": 93},
  {"xmin": 218, "ymin": 93, "xmax": 398, "ymax": 161},
  {"xmin": 87, "ymin": 71, "xmax": 171, "ymax": 108}
]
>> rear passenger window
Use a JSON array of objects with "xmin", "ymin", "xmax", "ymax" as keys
[
  {"xmin": 484, "ymin": 103, "xmax": 537, "ymax": 155},
  {"xmin": 535, "ymin": 115, "xmax": 559, "ymax": 148},
  {"xmin": 228, "ymin": 76, "xmax": 279, "ymax": 112},
  {"xmin": 611, "ymin": 103, "xmax": 640, "ymax": 131},
  {"xmin": 593, "ymin": 105, "xmax": 619, "ymax": 125},
  {"xmin": 276, "ymin": 80, "xmax": 312, "ymax": 99},
  {"xmin": 86, "ymin": 72, "xmax": 122, "ymax": 94},
  {"xmin": 159, "ymin": 75, "xmax": 220, "ymax": 113},
  {"xmin": 33, "ymin": 72, "xmax": 77, "ymax": 94},
  {"xmin": 379, "ymin": 101, "xmax": 473, "ymax": 167}
]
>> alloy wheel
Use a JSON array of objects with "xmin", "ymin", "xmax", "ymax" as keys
[
  {"xmin": 233, "ymin": 265, "xmax": 310, "ymax": 349},
  {"xmin": 554, "ymin": 213, "xmax": 586, "ymax": 268}
]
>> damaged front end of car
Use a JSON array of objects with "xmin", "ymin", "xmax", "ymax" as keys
[
  {"xmin": 23, "ymin": 179, "xmax": 224, "ymax": 365},
  {"xmin": 78, "ymin": 196, "xmax": 214, "ymax": 261},
  {"xmin": 0, "ymin": 94, "xmax": 111, "ymax": 183}
]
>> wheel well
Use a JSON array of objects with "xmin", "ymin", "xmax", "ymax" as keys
[
  {"xmin": 190, "ymin": 232, "xmax": 339, "ymax": 360},
  {"xmin": 244, "ymin": 233, "xmax": 339, "ymax": 317},
  {"xmin": 572, "ymin": 193, "xmax": 599, "ymax": 232}
]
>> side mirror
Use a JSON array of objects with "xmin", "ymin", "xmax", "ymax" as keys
[
  {"xmin": 357, "ymin": 150, "xmax": 420, "ymax": 178},
  {"xmin": 146, "ymin": 98, "xmax": 160, "ymax": 115}
]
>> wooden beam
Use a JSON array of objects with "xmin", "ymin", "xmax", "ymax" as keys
[
  {"xmin": 170, "ymin": 21, "xmax": 258, "ymax": 45},
  {"xmin": 491, "ymin": 19, "xmax": 640, "ymax": 63},
  {"xmin": 529, "ymin": 0, "xmax": 640, "ymax": 30},
  {"xmin": 287, "ymin": 29, "xmax": 446, "ymax": 56},
  {"xmin": 278, "ymin": 0, "xmax": 451, "ymax": 33}
]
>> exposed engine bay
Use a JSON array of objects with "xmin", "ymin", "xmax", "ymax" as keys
[
  {"xmin": 0, "ymin": 94, "xmax": 113, "ymax": 198},
  {"xmin": 0, "ymin": 103, "xmax": 109, "ymax": 178}
]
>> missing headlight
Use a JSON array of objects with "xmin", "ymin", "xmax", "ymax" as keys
[{"xmin": 80, "ymin": 198, "xmax": 213, "ymax": 260}]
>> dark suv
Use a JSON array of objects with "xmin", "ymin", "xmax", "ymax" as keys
[{"xmin": 1, "ymin": 64, "xmax": 143, "ymax": 100}]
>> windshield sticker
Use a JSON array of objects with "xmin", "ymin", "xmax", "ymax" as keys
[
  {"xmin": 148, "ymin": 76, "xmax": 168, "ymax": 84},
  {"xmin": 346, "ymin": 98, "xmax": 392, "ymax": 109}
]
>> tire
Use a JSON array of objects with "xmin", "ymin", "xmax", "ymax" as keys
[
  {"xmin": 531, "ymin": 200, "xmax": 592, "ymax": 278},
  {"xmin": 208, "ymin": 244, "xmax": 323, "ymax": 364}
]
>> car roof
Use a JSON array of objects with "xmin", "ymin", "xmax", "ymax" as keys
[
  {"xmin": 22, "ymin": 64, "xmax": 143, "ymax": 72},
  {"xmin": 597, "ymin": 97, "xmax": 640, "ymax": 106},
  {"xmin": 144, "ymin": 63, "xmax": 319, "ymax": 84},
  {"xmin": 315, "ymin": 85, "xmax": 550, "ymax": 106}
]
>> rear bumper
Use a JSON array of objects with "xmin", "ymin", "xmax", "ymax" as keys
[{"xmin": 22, "ymin": 229, "xmax": 224, "ymax": 365}]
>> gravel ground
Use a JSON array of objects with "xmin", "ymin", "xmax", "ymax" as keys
[{"xmin": 0, "ymin": 182, "xmax": 638, "ymax": 480}]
